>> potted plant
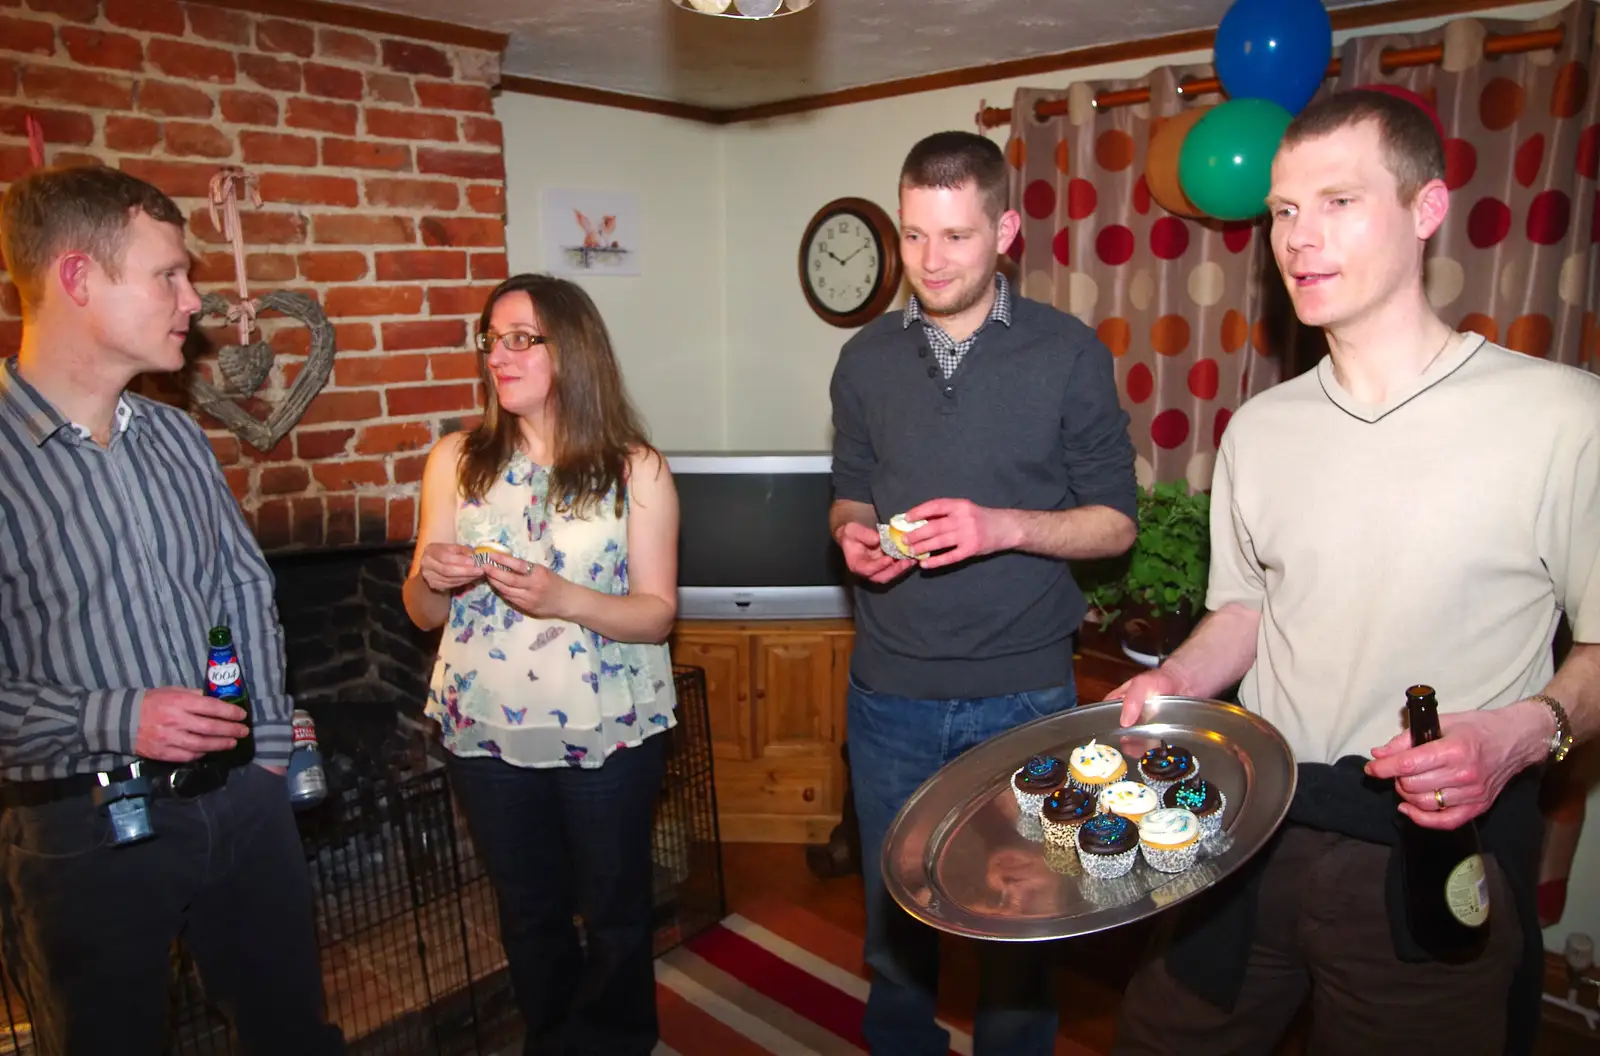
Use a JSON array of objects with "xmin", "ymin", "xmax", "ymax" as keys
[{"xmin": 1081, "ymin": 481, "xmax": 1211, "ymax": 663}]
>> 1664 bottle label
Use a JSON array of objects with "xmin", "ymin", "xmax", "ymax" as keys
[
  {"xmin": 206, "ymin": 655, "xmax": 244, "ymax": 700},
  {"xmin": 1445, "ymin": 854, "xmax": 1491, "ymax": 928}
]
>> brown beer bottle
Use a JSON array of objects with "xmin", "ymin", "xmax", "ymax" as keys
[{"xmin": 1399, "ymin": 685, "xmax": 1489, "ymax": 963}]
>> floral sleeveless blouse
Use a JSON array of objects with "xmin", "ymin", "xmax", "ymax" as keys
[{"xmin": 425, "ymin": 449, "xmax": 676, "ymax": 768}]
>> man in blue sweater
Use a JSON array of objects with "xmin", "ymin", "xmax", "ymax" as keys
[{"xmin": 829, "ymin": 130, "xmax": 1139, "ymax": 1055}]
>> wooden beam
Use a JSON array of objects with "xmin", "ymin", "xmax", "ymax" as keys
[
  {"xmin": 187, "ymin": 0, "xmax": 509, "ymax": 52},
  {"xmin": 498, "ymin": 75, "xmax": 728, "ymax": 125}
]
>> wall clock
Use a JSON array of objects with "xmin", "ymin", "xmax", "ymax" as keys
[{"xmin": 798, "ymin": 197, "xmax": 902, "ymax": 328}]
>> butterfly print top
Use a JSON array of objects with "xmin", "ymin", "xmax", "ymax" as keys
[{"xmin": 425, "ymin": 450, "xmax": 676, "ymax": 768}]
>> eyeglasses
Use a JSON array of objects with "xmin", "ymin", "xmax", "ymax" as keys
[{"xmin": 475, "ymin": 330, "xmax": 550, "ymax": 353}]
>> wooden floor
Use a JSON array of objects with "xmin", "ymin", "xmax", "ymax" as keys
[{"xmin": 721, "ymin": 842, "xmax": 1600, "ymax": 1056}]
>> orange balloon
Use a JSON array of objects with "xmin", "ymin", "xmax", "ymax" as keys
[{"xmin": 1147, "ymin": 107, "xmax": 1211, "ymax": 218}]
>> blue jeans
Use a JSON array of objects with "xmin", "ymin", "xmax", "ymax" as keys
[
  {"xmin": 848, "ymin": 672, "xmax": 1076, "ymax": 1056},
  {"xmin": 447, "ymin": 734, "xmax": 666, "ymax": 1056}
]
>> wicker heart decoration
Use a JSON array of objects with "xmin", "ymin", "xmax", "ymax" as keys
[{"xmin": 186, "ymin": 289, "xmax": 335, "ymax": 452}]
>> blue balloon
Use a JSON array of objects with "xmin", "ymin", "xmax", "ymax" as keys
[{"xmin": 1214, "ymin": 0, "xmax": 1333, "ymax": 115}]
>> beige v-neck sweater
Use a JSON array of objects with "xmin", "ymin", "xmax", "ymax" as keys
[{"xmin": 1209, "ymin": 332, "xmax": 1600, "ymax": 765}]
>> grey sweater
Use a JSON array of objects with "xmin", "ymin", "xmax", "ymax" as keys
[{"xmin": 830, "ymin": 295, "xmax": 1138, "ymax": 699}]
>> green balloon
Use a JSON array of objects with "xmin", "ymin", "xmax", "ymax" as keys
[{"xmin": 1177, "ymin": 98, "xmax": 1294, "ymax": 221}]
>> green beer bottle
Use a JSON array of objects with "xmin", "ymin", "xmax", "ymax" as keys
[{"xmin": 204, "ymin": 625, "xmax": 254, "ymax": 767}]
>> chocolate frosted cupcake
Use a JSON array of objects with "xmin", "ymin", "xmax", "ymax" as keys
[
  {"xmin": 1067, "ymin": 738, "xmax": 1127, "ymax": 793},
  {"xmin": 1138, "ymin": 742, "xmax": 1200, "ymax": 795},
  {"xmin": 1097, "ymin": 780, "xmax": 1160, "ymax": 826},
  {"xmin": 1039, "ymin": 786, "xmax": 1095, "ymax": 851},
  {"xmin": 1011, "ymin": 755, "xmax": 1067, "ymax": 818},
  {"xmin": 1076, "ymin": 812, "xmax": 1140, "ymax": 879},
  {"xmin": 1162, "ymin": 777, "xmax": 1227, "ymax": 836},
  {"xmin": 1138, "ymin": 807, "xmax": 1202, "ymax": 873}
]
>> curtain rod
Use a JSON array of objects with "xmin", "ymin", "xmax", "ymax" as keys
[{"xmin": 977, "ymin": 26, "xmax": 1563, "ymax": 129}]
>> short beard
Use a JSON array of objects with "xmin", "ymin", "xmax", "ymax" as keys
[{"xmin": 916, "ymin": 267, "xmax": 996, "ymax": 320}]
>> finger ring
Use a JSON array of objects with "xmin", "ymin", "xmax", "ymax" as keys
[{"xmin": 1434, "ymin": 788, "xmax": 1447, "ymax": 811}]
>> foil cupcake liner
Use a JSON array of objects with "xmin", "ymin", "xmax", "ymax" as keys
[
  {"xmin": 1141, "ymin": 839, "xmax": 1202, "ymax": 874},
  {"xmin": 1040, "ymin": 816, "xmax": 1084, "ymax": 851},
  {"xmin": 472, "ymin": 549, "xmax": 518, "ymax": 572},
  {"xmin": 1193, "ymin": 787, "xmax": 1228, "ymax": 837},
  {"xmin": 1011, "ymin": 782, "xmax": 1054, "ymax": 820},
  {"xmin": 1014, "ymin": 812, "xmax": 1044, "ymax": 842},
  {"xmin": 1043, "ymin": 842, "xmax": 1082, "ymax": 877},
  {"xmin": 1077, "ymin": 845, "xmax": 1138, "ymax": 880}
]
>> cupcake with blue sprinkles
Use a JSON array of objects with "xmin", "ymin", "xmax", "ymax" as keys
[
  {"xmin": 1076, "ymin": 812, "xmax": 1140, "ymax": 879},
  {"xmin": 1011, "ymin": 754, "xmax": 1067, "ymax": 819},
  {"xmin": 1162, "ymin": 777, "xmax": 1228, "ymax": 837},
  {"xmin": 1137, "ymin": 742, "xmax": 1200, "ymax": 796},
  {"xmin": 1039, "ymin": 786, "xmax": 1096, "ymax": 852}
]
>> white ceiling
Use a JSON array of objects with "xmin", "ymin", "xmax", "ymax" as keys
[{"xmin": 351, "ymin": 0, "xmax": 1378, "ymax": 111}]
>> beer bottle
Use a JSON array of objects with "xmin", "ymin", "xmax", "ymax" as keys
[
  {"xmin": 286, "ymin": 709, "xmax": 328, "ymax": 810},
  {"xmin": 1399, "ymin": 684, "xmax": 1489, "ymax": 963},
  {"xmin": 204, "ymin": 625, "xmax": 254, "ymax": 768}
]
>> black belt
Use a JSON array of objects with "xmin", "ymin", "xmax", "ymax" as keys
[{"xmin": 0, "ymin": 760, "xmax": 231, "ymax": 809}]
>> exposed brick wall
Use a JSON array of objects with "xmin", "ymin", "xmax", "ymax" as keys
[{"xmin": 0, "ymin": 0, "xmax": 506, "ymax": 552}]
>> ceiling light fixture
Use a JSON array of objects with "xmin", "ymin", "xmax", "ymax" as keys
[{"xmin": 670, "ymin": 0, "xmax": 813, "ymax": 19}]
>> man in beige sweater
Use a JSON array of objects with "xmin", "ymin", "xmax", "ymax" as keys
[{"xmin": 1110, "ymin": 89, "xmax": 1600, "ymax": 1053}]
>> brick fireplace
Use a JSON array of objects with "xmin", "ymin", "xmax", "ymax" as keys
[{"xmin": 0, "ymin": 0, "xmax": 507, "ymax": 551}]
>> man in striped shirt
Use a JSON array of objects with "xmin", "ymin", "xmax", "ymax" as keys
[{"xmin": 0, "ymin": 167, "xmax": 342, "ymax": 1053}]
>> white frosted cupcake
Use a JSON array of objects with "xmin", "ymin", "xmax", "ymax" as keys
[
  {"xmin": 1067, "ymin": 738, "xmax": 1127, "ymax": 793},
  {"xmin": 877, "ymin": 513, "xmax": 929, "ymax": 560},
  {"xmin": 1097, "ymin": 781, "xmax": 1160, "ymax": 826},
  {"xmin": 472, "ymin": 540, "xmax": 519, "ymax": 572},
  {"xmin": 1138, "ymin": 807, "xmax": 1203, "ymax": 873}
]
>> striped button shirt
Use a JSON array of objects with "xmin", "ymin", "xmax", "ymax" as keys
[{"xmin": 0, "ymin": 358, "xmax": 292, "ymax": 782}]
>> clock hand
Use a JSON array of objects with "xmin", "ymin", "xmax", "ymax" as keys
[
  {"xmin": 840, "ymin": 242, "xmax": 868, "ymax": 264},
  {"xmin": 827, "ymin": 250, "xmax": 846, "ymax": 264}
]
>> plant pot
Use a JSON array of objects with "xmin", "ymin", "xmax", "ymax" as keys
[{"xmin": 1119, "ymin": 601, "xmax": 1199, "ymax": 663}]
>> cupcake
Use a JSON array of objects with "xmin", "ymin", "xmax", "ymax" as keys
[
  {"xmin": 1138, "ymin": 807, "xmax": 1203, "ymax": 873},
  {"xmin": 1098, "ymin": 780, "xmax": 1161, "ymax": 825},
  {"xmin": 1137, "ymin": 742, "xmax": 1200, "ymax": 795},
  {"xmin": 1162, "ymin": 777, "xmax": 1228, "ymax": 837},
  {"xmin": 1076, "ymin": 812, "xmax": 1140, "ymax": 879},
  {"xmin": 1039, "ymin": 786, "xmax": 1095, "ymax": 851},
  {"xmin": 878, "ymin": 513, "xmax": 930, "ymax": 560},
  {"xmin": 1067, "ymin": 738, "xmax": 1127, "ymax": 792},
  {"xmin": 1011, "ymin": 755, "xmax": 1067, "ymax": 818},
  {"xmin": 472, "ymin": 541, "xmax": 519, "ymax": 573}
]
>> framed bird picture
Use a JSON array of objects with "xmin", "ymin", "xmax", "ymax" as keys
[{"xmin": 541, "ymin": 188, "xmax": 641, "ymax": 276}]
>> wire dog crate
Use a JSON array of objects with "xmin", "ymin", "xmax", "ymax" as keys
[{"xmin": 0, "ymin": 665, "xmax": 723, "ymax": 1055}]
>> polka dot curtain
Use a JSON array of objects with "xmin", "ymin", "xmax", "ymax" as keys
[
  {"xmin": 1007, "ymin": 64, "xmax": 1280, "ymax": 493},
  {"xmin": 1006, "ymin": 0, "xmax": 1600, "ymax": 492}
]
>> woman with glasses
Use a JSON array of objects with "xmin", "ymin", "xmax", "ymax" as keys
[{"xmin": 402, "ymin": 273, "xmax": 678, "ymax": 1056}]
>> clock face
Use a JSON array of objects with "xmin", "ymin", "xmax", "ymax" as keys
[{"xmin": 804, "ymin": 211, "xmax": 883, "ymax": 317}]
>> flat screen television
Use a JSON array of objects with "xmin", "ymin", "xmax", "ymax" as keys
[{"xmin": 664, "ymin": 452, "xmax": 852, "ymax": 620}]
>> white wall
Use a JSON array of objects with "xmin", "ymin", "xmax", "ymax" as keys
[
  {"xmin": 498, "ymin": 0, "xmax": 1600, "ymax": 953},
  {"xmin": 497, "ymin": 94, "xmax": 726, "ymax": 450}
]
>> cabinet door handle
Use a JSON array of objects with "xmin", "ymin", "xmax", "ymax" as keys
[{"xmin": 802, "ymin": 787, "xmax": 816, "ymax": 802}]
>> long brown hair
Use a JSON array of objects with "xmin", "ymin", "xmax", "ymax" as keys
[{"xmin": 459, "ymin": 273, "xmax": 653, "ymax": 516}]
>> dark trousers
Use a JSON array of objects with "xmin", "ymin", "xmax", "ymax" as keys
[
  {"xmin": 1112, "ymin": 825, "xmax": 1524, "ymax": 1056},
  {"xmin": 0, "ymin": 762, "xmax": 343, "ymax": 1056},
  {"xmin": 447, "ymin": 734, "xmax": 666, "ymax": 1056}
]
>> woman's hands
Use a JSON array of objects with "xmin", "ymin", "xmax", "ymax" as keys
[
  {"xmin": 483, "ymin": 557, "xmax": 569, "ymax": 619},
  {"xmin": 418, "ymin": 542, "xmax": 484, "ymax": 593}
]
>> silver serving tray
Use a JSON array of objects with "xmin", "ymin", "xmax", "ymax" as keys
[{"xmin": 881, "ymin": 696, "xmax": 1296, "ymax": 941}]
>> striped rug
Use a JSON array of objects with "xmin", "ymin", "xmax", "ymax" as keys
[{"xmin": 652, "ymin": 898, "xmax": 1100, "ymax": 1056}]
